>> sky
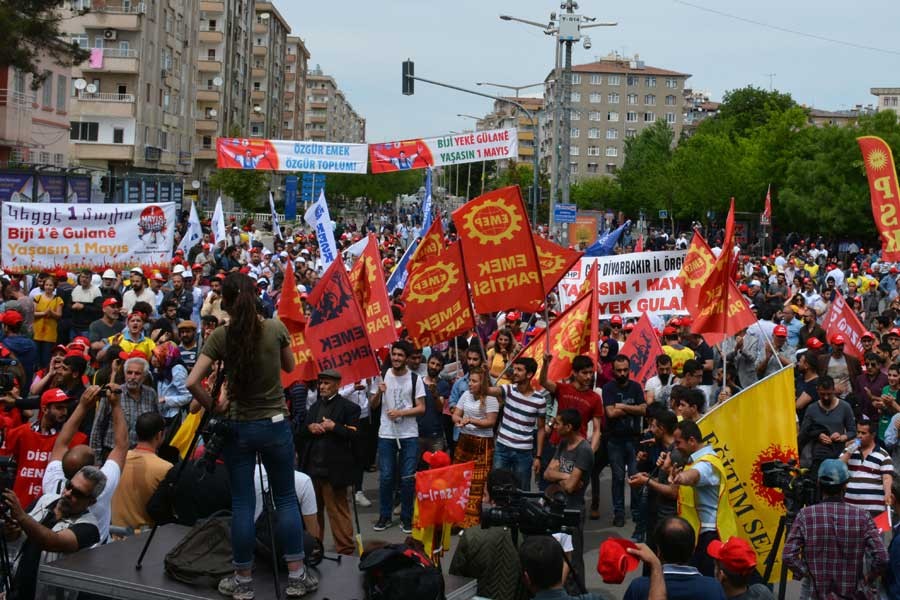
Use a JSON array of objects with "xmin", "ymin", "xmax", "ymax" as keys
[{"xmin": 279, "ymin": 0, "xmax": 900, "ymax": 142}]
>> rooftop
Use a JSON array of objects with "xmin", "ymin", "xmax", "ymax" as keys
[{"xmin": 567, "ymin": 56, "xmax": 690, "ymax": 78}]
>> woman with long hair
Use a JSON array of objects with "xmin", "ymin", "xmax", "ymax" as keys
[
  {"xmin": 485, "ymin": 328, "xmax": 520, "ymax": 385},
  {"xmin": 452, "ymin": 367, "xmax": 499, "ymax": 527},
  {"xmin": 32, "ymin": 275, "xmax": 62, "ymax": 369},
  {"xmin": 186, "ymin": 273, "xmax": 314, "ymax": 599},
  {"xmin": 596, "ymin": 337, "xmax": 619, "ymax": 387}
]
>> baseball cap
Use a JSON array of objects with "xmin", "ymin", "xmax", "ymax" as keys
[
  {"xmin": 118, "ymin": 349, "xmax": 148, "ymax": 362},
  {"xmin": 102, "ymin": 297, "xmax": 119, "ymax": 308},
  {"xmin": 862, "ymin": 331, "xmax": 876, "ymax": 340},
  {"xmin": 707, "ymin": 537, "xmax": 757, "ymax": 575},
  {"xmin": 818, "ymin": 458, "xmax": 850, "ymax": 485},
  {"xmin": 888, "ymin": 328, "xmax": 900, "ymax": 338},
  {"xmin": 102, "ymin": 269, "xmax": 116, "ymax": 279},
  {"xmin": 610, "ymin": 315, "xmax": 623, "ymax": 326},
  {"xmin": 806, "ymin": 337, "xmax": 824, "ymax": 350},
  {"xmin": 831, "ymin": 334, "xmax": 846, "ymax": 345},
  {"xmin": 52, "ymin": 344, "xmax": 67, "ymax": 356},
  {"xmin": 663, "ymin": 326, "xmax": 677, "ymax": 337},
  {"xmin": 773, "ymin": 325, "xmax": 787, "ymax": 337},
  {"xmin": 40, "ymin": 388, "xmax": 69, "ymax": 407},
  {"xmin": 596, "ymin": 537, "xmax": 640, "ymax": 584},
  {"xmin": 0, "ymin": 311, "xmax": 23, "ymax": 326},
  {"xmin": 506, "ymin": 311, "xmax": 521, "ymax": 322}
]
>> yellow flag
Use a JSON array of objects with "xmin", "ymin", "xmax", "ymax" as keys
[{"xmin": 695, "ymin": 367, "xmax": 798, "ymax": 582}]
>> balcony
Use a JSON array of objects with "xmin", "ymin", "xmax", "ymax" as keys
[
  {"xmin": 252, "ymin": 67, "xmax": 265, "ymax": 77},
  {"xmin": 309, "ymin": 101, "xmax": 326, "ymax": 110},
  {"xmin": 77, "ymin": 1, "xmax": 145, "ymax": 31},
  {"xmin": 196, "ymin": 87, "xmax": 220, "ymax": 102},
  {"xmin": 250, "ymin": 112, "xmax": 265, "ymax": 123},
  {"xmin": 197, "ymin": 59, "xmax": 222, "ymax": 72},
  {"xmin": 163, "ymin": 112, "xmax": 179, "ymax": 127},
  {"xmin": 81, "ymin": 48, "xmax": 140, "ymax": 74},
  {"xmin": 73, "ymin": 143, "xmax": 134, "ymax": 161},
  {"xmin": 195, "ymin": 147, "xmax": 216, "ymax": 160},
  {"xmin": 253, "ymin": 22, "xmax": 268, "ymax": 34},
  {"xmin": 283, "ymin": 110, "xmax": 293, "ymax": 119},
  {"xmin": 195, "ymin": 119, "xmax": 217, "ymax": 132},
  {"xmin": 518, "ymin": 131, "xmax": 534, "ymax": 141},
  {"xmin": 253, "ymin": 45, "xmax": 267, "ymax": 57},
  {"xmin": 251, "ymin": 90, "xmax": 265, "ymax": 101},
  {"xmin": 284, "ymin": 91, "xmax": 294, "ymax": 102},
  {"xmin": 199, "ymin": 27, "xmax": 224, "ymax": 43},
  {"xmin": 286, "ymin": 54, "xmax": 296, "ymax": 64},
  {"xmin": 309, "ymin": 115, "xmax": 326, "ymax": 124},
  {"xmin": 310, "ymin": 87, "xmax": 328, "ymax": 96},
  {"xmin": 285, "ymin": 72, "xmax": 295, "ymax": 82},
  {"xmin": 72, "ymin": 92, "xmax": 136, "ymax": 117},
  {"xmin": 199, "ymin": 0, "xmax": 224, "ymax": 12},
  {"xmin": 161, "ymin": 70, "xmax": 180, "ymax": 90}
]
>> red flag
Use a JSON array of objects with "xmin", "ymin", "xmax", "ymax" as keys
[
  {"xmin": 822, "ymin": 290, "xmax": 867, "ymax": 360},
  {"xmin": 407, "ymin": 218, "xmax": 445, "ymax": 273},
  {"xmin": 534, "ymin": 235, "xmax": 583, "ymax": 296},
  {"xmin": 452, "ymin": 186, "xmax": 544, "ymax": 313},
  {"xmin": 349, "ymin": 234, "xmax": 398, "ymax": 350},
  {"xmin": 858, "ymin": 136, "xmax": 900, "ymax": 261},
  {"xmin": 277, "ymin": 261, "xmax": 318, "ymax": 384},
  {"xmin": 634, "ymin": 234, "xmax": 644, "ymax": 253},
  {"xmin": 414, "ymin": 462, "xmax": 474, "ymax": 528},
  {"xmin": 619, "ymin": 313, "xmax": 664, "ymax": 386},
  {"xmin": 519, "ymin": 290, "xmax": 593, "ymax": 388},
  {"xmin": 402, "ymin": 242, "xmax": 476, "ymax": 348},
  {"xmin": 306, "ymin": 259, "xmax": 380, "ymax": 382},
  {"xmin": 761, "ymin": 185, "xmax": 772, "ymax": 225},
  {"xmin": 873, "ymin": 509, "xmax": 891, "ymax": 534},
  {"xmin": 677, "ymin": 232, "xmax": 716, "ymax": 310}
]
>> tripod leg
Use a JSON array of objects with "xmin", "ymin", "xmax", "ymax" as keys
[
  {"xmin": 762, "ymin": 515, "xmax": 786, "ymax": 583},
  {"xmin": 134, "ymin": 524, "xmax": 159, "ymax": 570},
  {"xmin": 258, "ymin": 454, "xmax": 283, "ymax": 600}
]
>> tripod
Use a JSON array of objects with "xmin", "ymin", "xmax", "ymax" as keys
[
  {"xmin": 0, "ymin": 512, "xmax": 14, "ymax": 597},
  {"xmin": 761, "ymin": 508, "xmax": 797, "ymax": 600}
]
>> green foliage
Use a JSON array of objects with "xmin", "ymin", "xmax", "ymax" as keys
[
  {"xmin": 327, "ymin": 169, "xmax": 423, "ymax": 204},
  {"xmin": 570, "ymin": 177, "xmax": 622, "ymax": 211},
  {"xmin": 700, "ymin": 86, "xmax": 798, "ymax": 138},
  {"xmin": 617, "ymin": 119, "xmax": 676, "ymax": 213},
  {"xmin": 0, "ymin": 0, "xmax": 90, "ymax": 87},
  {"xmin": 207, "ymin": 169, "xmax": 269, "ymax": 212}
]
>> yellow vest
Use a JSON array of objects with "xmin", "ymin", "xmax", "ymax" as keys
[{"xmin": 678, "ymin": 451, "xmax": 739, "ymax": 542}]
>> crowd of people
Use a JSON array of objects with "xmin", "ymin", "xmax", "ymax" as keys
[{"xmin": 0, "ymin": 206, "xmax": 900, "ymax": 600}]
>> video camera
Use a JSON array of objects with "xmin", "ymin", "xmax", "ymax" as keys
[
  {"xmin": 0, "ymin": 457, "xmax": 15, "ymax": 494},
  {"xmin": 0, "ymin": 359, "xmax": 19, "ymax": 395},
  {"xmin": 197, "ymin": 418, "xmax": 232, "ymax": 473},
  {"xmin": 481, "ymin": 485, "xmax": 581, "ymax": 536},
  {"xmin": 760, "ymin": 460, "xmax": 817, "ymax": 512}
]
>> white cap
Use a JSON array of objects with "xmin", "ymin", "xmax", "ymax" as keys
[
  {"xmin": 247, "ymin": 272, "xmax": 258, "ymax": 280},
  {"xmin": 102, "ymin": 269, "xmax": 116, "ymax": 279},
  {"xmin": 300, "ymin": 248, "xmax": 310, "ymax": 255},
  {"xmin": 182, "ymin": 270, "xmax": 193, "ymax": 278},
  {"xmin": 279, "ymin": 251, "xmax": 288, "ymax": 258},
  {"xmin": 91, "ymin": 274, "xmax": 102, "ymax": 287},
  {"xmin": 172, "ymin": 264, "xmax": 186, "ymax": 275},
  {"xmin": 262, "ymin": 248, "xmax": 273, "ymax": 256},
  {"xmin": 297, "ymin": 284, "xmax": 307, "ymax": 293},
  {"xmin": 130, "ymin": 266, "xmax": 143, "ymax": 275}
]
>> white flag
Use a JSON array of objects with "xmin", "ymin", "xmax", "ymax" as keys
[
  {"xmin": 304, "ymin": 189, "xmax": 337, "ymax": 270},
  {"xmin": 344, "ymin": 234, "xmax": 369, "ymax": 258},
  {"xmin": 211, "ymin": 196, "xmax": 227, "ymax": 244},
  {"xmin": 269, "ymin": 191, "xmax": 283, "ymax": 240},
  {"xmin": 176, "ymin": 201, "xmax": 203, "ymax": 255}
]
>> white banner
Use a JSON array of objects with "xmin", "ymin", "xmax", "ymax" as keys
[
  {"xmin": 217, "ymin": 138, "xmax": 369, "ymax": 174},
  {"xmin": 559, "ymin": 250, "xmax": 689, "ymax": 319},
  {"xmin": 2, "ymin": 201, "xmax": 176, "ymax": 273},
  {"xmin": 369, "ymin": 128, "xmax": 518, "ymax": 173},
  {"xmin": 304, "ymin": 189, "xmax": 337, "ymax": 270}
]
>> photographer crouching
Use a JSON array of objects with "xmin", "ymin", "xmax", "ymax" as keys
[{"xmin": 186, "ymin": 273, "xmax": 315, "ymax": 600}]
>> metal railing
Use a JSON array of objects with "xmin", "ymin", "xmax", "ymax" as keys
[
  {"xmin": 199, "ymin": 25, "xmax": 221, "ymax": 32},
  {"xmin": 86, "ymin": 1, "xmax": 145, "ymax": 14},
  {"xmin": 95, "ymin": 47, "xmax": 139, "ymax": 58},
  {"xmin": 77, "ymin": 92, "xmax": 135, "ymax": 102},
  {"xmin": 0, "ymin": 89, "xmax": 35, "ymax": 108}
]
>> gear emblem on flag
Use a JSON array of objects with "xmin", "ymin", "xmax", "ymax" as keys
[
  {"xmin": 552, "ymin": 306, "xmax": 589, "ymax": 362},
  {"xmin": 461, "ymin": 198, "xmax": 522, "ymax": 246},
  {"xmin": 679, "ymin": 246, "xmax": 715, "ymax": 289},
  {"xmin": 536, "ymin": 244, "xmax": 566, "ymax": 274},
  {"xmin": 407, "ymin": 261, "xmax": 460, "ymax": 304}
]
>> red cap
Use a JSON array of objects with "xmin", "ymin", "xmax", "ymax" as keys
[
  {"xmin": 0, "ymin": 311, "xmax": 23, "ymax": 326},
  {"xmin": 54, "ymin": 269, "xmax": 67, "ymax": 279},
  {"xmin": 192, "ymin": 263, "xmax": 203, "ymax": 270},
  {"xmin": 773, "ymin": 325, "xmax": 788, "ymax": 337},
  {"xmin": 680, "ymin": 317, "xmax": 693, "ymax": 327},
  {"xmin": 862, "ymin": 331, "xmax": 876, "ymax": 340},
  {"xmin": 40, "ymin": 387, "xmax": 69, "ymax": 407},
  {"xmin": 422, "ymin": 450, "xmax": 451, "ymax": 469},
  {"xmin": 610, "ymin": 315, "xmax": 623, "ymax": 325},
  {"xmin": 806, "ymin": 337, "xmax": 824, "ymax": 350},
  {"xmin": 118, "ymin": 349, "xmax": 148, "ymax": 362},
  {"xmin": 102, "ymin": 297, "xmax": 119, "ymax": 308},
  {"xmin": 174, "ymin": 249, "xmax": 185, "ymax": 255},
  {"xmin": 597, "ymin": 537, "xmax": 640, "ymax": 584},
  {"xmin": 671, "ymin": 318, "xmax": 683, "ymax": 327},
  {"xmin": 663, "ymin": 326, "xmax": 677, "ymax": 336},
  {"xmin": 506, "ymin": 311, "xmax": 521, "ymax": 322},
  {"xmin": 888, "ymin": 328, "xmax": 900, "ymax": 338},
  {"xmin": 831, "ymin": 334, "xmax": 845, "ymax": 345},
  {"xmin": 624, "ymin": 323, "xmax": 634, "ymax": 332},
  {"xmin": 707, "ymin": 537, "xmax": 757, "ymax": 575},
  {"xmin": 52, "ymin": 344, "xmax": 67, "ymax": 355}
]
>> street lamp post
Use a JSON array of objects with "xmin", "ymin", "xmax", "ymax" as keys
[{"xmin": 476, "ymin": 81, "xmax": 546, "ymax": 98}]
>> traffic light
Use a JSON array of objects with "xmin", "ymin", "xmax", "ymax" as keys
[{"xmin": 402, "ymin": 60, "xmax": 414, "ymax": 95}]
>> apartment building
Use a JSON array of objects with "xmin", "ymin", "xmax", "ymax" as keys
[
  {"xmin": 63, "ymin": 0, "xmax": 199, "ymax": 189},
  {"xmin": 542, "ymin": 53, "xmax": 690, "ymax": 177},
  {"xmin": 872, "ymin": 88, "xmax": 900, "ymax": 116},
  {"xmin": 283, "ymin": 36, "xmax": 310, "ymax": 140},
  {"xmin": 249, "ymin": 2, "xmax": 290, "ymax": 139},
  {"xmin": 304, "ymin": 67, "xmax": 365, "ymax": 143},
  {"xmin": 478, "ymin": 96, "xmax": 543, "ymax": 167}
]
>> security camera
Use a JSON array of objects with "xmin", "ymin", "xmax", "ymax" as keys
[
  {"xmin": 583, "ymin": 36, "xmax": 592, "ymax": 50},
  {"xmin": 550, "ymin": 11, "xmax": 557, "ymax": 20}
]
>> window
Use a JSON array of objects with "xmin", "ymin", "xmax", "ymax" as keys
[
  {"xmin": 158, "ymin": 89, "xmax": 163, "ymax": 106},
  {"xmin": 253, "ymin": 81, "xmax": 261, "ymax": 91},
  {"xmin": 645, "ymin": 76, "xmax": 656, "ymax": 87},
  {"xmin": 627, "ymin": 93, "xmax": 638, "ymax": 105},
  {"xmin": 606, "ymin": 146, "xmax": 618, "ymax": 157},
  {"xmin": 644, "ymin": 94, "xmax": 656, "ymax": 105},
  {"xmin": 886, "ymin": 97, "xmax": 900, "ymax": 107},
  {"xmin": 54, "ymin": 153, "xmax": 64, "ymax": 166},
  {"xmin": 570, "ymin": 162, "xmax": 578, "ymax": 175},
  {"xmin": 570, "ymin": 146, "xmax": 579, "ymax": 156},
  {"xmin": 71, "ymin": 34, "xmax": 88, "ymax": 49},
  {"xmin": 666, "ymin": 78, "xmax": 678, "ymax": 89},
  {"xmin": 607, "ymin": 128, "xmax": 618, "ymax": 140},
  {"xmin": 571, "ymin": 92, "xmax": 580, "ymax": 102},
  {"xmin": 644, "ymin": 112, "xmax": 656, "ymax": 122},
  {"xmin": 202, "ymin": 135, "xmax": 213, "ymax": 148},
  {"xmin": 590, "ymin": 74, "xmax": 601, "ymax": 85},
  {"xmin": 589, "ymin": 111, "xmax": 602, "ymax": 121},
  {"xmin": 665, "ymin": 95, "xmax": 676, "ymax": 106},
  {"xmin": 625, "ymin": 128, "xmax": 637, "ymax": 139},
  {"xmin": 42, "ymin": 72, "xmax": 53, "ymax": 106},
  {"xmin": 606, "ymin": 163, "xmax": 617, "ymax": 174},
  {"xmin": 70, "ymin": 121, "xmax": 98, "ymax": 141},
  {"xmin": 587, "ymin": 163, "xmax": 599, "ymax": 174},
  {"xmin": 589, "ymin": 92, "xmax": 602, "ymax": 103},
  {"xmin": 666, "ymin": 112, "xmax": 677, "ymax": 124},
  {"xmin": 588, "ymin": 146, "xmax": 601, "ymax": 156},
  {"xmin": 588, "ymin": 128, "xmax": 600, "ymax": 139},
  {"xmin": 626, "ymin": 112, "xmax": 638, "ymax": 122},
  {"xmin": 113, "ymin": 128, "xmax": 124, "ymax": 143},
  {"xmin": 208, "ymin": 19, "xmax": 217, "ymax": 30},
  {"xmin": 608, "ymin": 75, "xmax": 621, "ymax": 86},
  {"xmin": 608, "ymin": 93, "xmax": 620, "ymax": 104},
  {"xmin": 608, "ymin": 111, "xmax": 619, "ymax": 122},
  {"xmin": 570, "ymin": 127, "xmax": 579, "ymax": 138},
  {"xmin": 570, "ymin": 109, "xmax": 581, "ymax": 121},
  {"xmin": 251, "ymin": 125, "xmax": 260, "ymax": 136},
  {"xmin": 571, "ymin": 74, "xmax": 581, "ymax": 85},
  {"xmin": 159, "ymin": 130, "xmax": 167, "ymax": 149},
  {"xmin": 627, "ymin": 75, "xmax": 639, "ymax": 86},
  {"xmin": 56, "ymin": 75, "xmax": 66, "ymax": 110}
]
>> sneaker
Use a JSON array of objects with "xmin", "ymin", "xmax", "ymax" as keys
[
  {"xmin": 218, "ymin": 575, "xmax": 254, "ymax": 600},
  {"xmin": 613, "ymin": 514, "xmax": 625, "ymax": 528},
  {"xmin": 373, "ymin": 517, "xmax": 393, "ymax": 531},
  {"xmin": 355, "ymin": 491, "xmax": 372, "ymax": 507},
  {"xmin": 285, "ymin": 568, "xmax": 319, "ymax": 598},
  {"xmin": 400, "ymin": 521, "xmax": 412, "ymax": 534}
]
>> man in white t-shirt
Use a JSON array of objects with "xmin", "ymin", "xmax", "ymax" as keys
[
  {"xmin": 42, "ymin": 384, "xmax": 127, "ymax": 543},
  {"xmin": 121, "ymin": 268, "xmax": 157, "ymax": 315},
  {"xmin": 644, "ymin": 354, "xmax": 675, "ymax": 407},
  {"xmin": 254, "ymin": 466, "xmax": 320, "ymax": 540},
  {"xmin": 369, "ymin": 340, "xmax": 425, "ymax": 534}
]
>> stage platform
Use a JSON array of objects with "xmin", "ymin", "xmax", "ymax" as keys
[{"xmin": 39, "ymin": 524, "xmax": 477, "ymax": 599}]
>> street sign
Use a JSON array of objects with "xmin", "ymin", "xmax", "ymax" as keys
[
  {"xmin": 554, "ymin": 203, "xmax": 577, "ymax": 224},
  {"xmin": 658, "ymin": 209, "xmax": 668, "ymax": 219}
]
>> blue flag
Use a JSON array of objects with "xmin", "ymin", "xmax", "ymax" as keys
[
  {"xmin": 420, "ymin": 168, "xmax": 433, "ymax": 236},
  {"xmin": 386, "ymin": 238, "xmax": 419, "ymax": 294},
  {"xmin": 585, "ymin": 220, "xmax": 631, "ymax": 257}
]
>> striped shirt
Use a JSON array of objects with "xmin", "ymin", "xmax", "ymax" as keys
[
  {"xmin": 496, "ymin": 384, "xmax": 546, "ymax": 451},
  {"xmin": 845, "ymin": 445, "xmax": 893, "ymax": 516}
]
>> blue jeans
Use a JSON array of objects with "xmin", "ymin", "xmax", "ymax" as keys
[
  {"xmin": 378, "ymin": 437, "xmax": 417, "ymax": 523},
  {"xmin": 493, "ymin": 443, "xmax": 534, "ymax": 491},
  {"xmin": 608, "ymin": 437, "xmax": 639, "ymax": 521},
  {"xmin": 222, "ymin": 417, "xmax": 304, "ymax": 570}
]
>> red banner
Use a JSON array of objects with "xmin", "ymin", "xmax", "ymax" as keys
[
  {"xmin": 415, "ymin": 462, "xmax": 474, "ymax": 528},
  {"xmin": 402, "ymin": 242, "xmax": 476, "ymax": 348},
  {"xmin": 620, "ymin": 313, "xmax": 664, "ymax": 386},
  {"xmin": 452, "ymin": 186, "xmax": 544, "ymax": 313},
  {"xmin": 349, "ymin": 234, "xmax": 398, "ymax": 350},
  {"xmin": 520, "ymin": 290, "xmax": 593, "ymax": 388},
  {"xmin": 823, "ymin": 290, "xmax": 867, "ymax": 360},
  {"xmin": 277, "ymin": 261, "xmax": 318, "ymax": 385},
  {"xmin": 306, "ymin": 260, "xmax": 380, "ymax": 383},
  {"xmin": 858, "ymin": 136, "xmax": 900, "ymax": 262},
  {"xmin": 407, "ymin": 218, "xmax": 445, "ymax": 273},
  {"xmin": 535, "ymin": 235, "xmax": 583, "ymax": 296}
]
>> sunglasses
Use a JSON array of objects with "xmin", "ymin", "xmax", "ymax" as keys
[{"xmin": 65, "ymin": 480, "xmax": 91, "ymax": 501}]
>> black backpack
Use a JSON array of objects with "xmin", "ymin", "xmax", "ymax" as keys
[
  {"xmin": 164, "ymin": 511, "xmax": 233, "ymax": 587},
  {"xmin": 358, "ymin": 543, "xmax": 445, "ymax": 600}
]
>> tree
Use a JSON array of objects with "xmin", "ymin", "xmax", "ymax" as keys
[
  {"xmin": 700, "ymin": 86, "xmax": 798, "ymax": 139},
  {"xmin": 0, "ymin": 0, "xmax": 89, "ymax": 86},
  {"xmin": 617, "ymin": 119, "xmax": 675, "ymax": 214},
  {"xmin": 207, "ymin": 168, "xmax": 269, "ymax": 212},
  {"xmin": 570, "ymin": 177, "xmax": 622, "ymax": 211},
  {"xmin": 327, "ymin": 168, "xmax": 423, "ymax": 204}
]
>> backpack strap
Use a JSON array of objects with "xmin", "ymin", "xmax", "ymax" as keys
[{"xmin": 410, "ymin": 371, "xmax": 418, "ymax": 407}]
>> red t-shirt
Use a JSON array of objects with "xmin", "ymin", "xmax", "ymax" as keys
[
  {"xmin": 550, "ymin": 382, "xmax": 604, "ymax": 446},
  {"xmin": 0, "ymin": 424, "xmax": 87, "ymax": 506}
]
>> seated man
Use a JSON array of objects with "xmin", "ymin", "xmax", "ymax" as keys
[
  {"xmin": 111, "ymin": 412, "xmax": 173, "ymax": 530},
  {"xmin": 4, "ymin": 465, "xmax": 106, "ymax": 600}
]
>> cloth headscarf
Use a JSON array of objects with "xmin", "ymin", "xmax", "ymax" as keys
[{"xmin": 152, "ymin": 341, "xmax": 184, "ymax": 382}]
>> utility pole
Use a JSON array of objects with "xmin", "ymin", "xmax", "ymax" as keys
[{"xmin": 766, "ymin": 73, "xmax": 776, "ymax": 91}]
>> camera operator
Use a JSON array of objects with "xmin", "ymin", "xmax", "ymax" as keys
[
  {"xmin": 543, "ymin": 408, "xmax": 594, "ymax": 592},
  {"xmin": 783, "ymin": 459, "xmax": 888, "ymax": 599},
  {"xmin": 448, "ymin": 469, "xmax": 529, "ymax": 600},
  {"xmin": 186, "ymin": 273, "xmax": 314, "ymax": 600},
  {"xmin": 3, "ymin": 465, "xmax": 105, "ymax": 600},
  {"xmin": 629, "ymin": 406, "xmax": 679, "ymax": 555}
]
